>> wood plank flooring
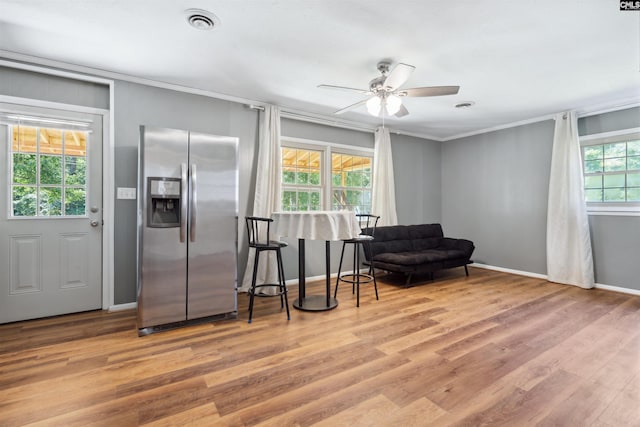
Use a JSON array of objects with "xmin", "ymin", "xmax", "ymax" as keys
[{"xmin": 1, "ymin": 267, "xmax": 639, "ymax": 426}]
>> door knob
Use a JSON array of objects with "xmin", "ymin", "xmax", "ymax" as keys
[{"xmin": 90, "ymin": 220, "xmax": 100, "ymax": 227}]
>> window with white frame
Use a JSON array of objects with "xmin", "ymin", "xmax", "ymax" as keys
[
  {"xmin": 280, "ymin": 139, "xmax": 373, "ymax": 213},
  {"xmin": 10, "ymin": 125, "xmax": 88, "ymax": 217},
  {"xmin": 581, "ymin": 129, "xmax": 640, "ymax": 209}
]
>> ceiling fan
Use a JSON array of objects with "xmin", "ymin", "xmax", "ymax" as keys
[{"xmin": 318, "ymin": 61, "xmax": 460, "ymax": 118}]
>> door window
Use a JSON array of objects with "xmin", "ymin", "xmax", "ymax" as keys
[{"xmin": 10, "ymin": 125, "xmax": 88, "ymax": 217}]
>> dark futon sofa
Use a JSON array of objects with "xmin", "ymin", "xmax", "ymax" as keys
[{"xmin": 364, "ymin": 224, "xmax": 475, "ymax": 286}]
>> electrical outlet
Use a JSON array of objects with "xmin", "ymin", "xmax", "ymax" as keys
[{"xmin": 117, "ymin": 187, "xmax": 137, "ymax": 200}]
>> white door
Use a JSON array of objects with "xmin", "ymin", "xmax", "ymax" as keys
[{"xmin": 0, "ymin": 103, "xmax": 103, "ymax": 323}]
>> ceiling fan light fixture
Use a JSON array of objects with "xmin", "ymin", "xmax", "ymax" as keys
[
  {"xmin": 385, "ymin": 94, "xmax": 402, "ymax": 116},
  {"xmin": 366, "ymin": 96, "xmax": 382, "ymax": 116}
]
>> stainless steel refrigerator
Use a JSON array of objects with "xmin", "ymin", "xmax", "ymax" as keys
[{"xmin": 137, "ymin": 126, "xmax": 238, "ymax": 335}]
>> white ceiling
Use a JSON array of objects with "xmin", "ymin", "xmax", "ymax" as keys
[{"xmin": 1, "ymin": 0, "xmax": 639, "ymax": 140}]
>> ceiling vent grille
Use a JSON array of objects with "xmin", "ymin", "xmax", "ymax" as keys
[{"xmin": 185, "ymin": 9, "xmax": 220, "ymax": 30}]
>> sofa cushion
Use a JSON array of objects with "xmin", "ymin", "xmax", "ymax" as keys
[{"xmin": 374, "ymin": 249, "xmax": 449, "ymax": 266}]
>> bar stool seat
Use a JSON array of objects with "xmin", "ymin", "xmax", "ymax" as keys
[
  {"xmin": 334, "ymin": 214, "xmax": 380, "ymax": 307},
  {"xmin": 245, "ymin": 216, "xmax": 290, "ymax": 323}
]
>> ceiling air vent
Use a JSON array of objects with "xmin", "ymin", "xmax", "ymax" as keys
[
  {"xmin": 455, "ymin": 101, "xmax": 475, "ymax": 109},
  {"xmin": 185, "ymin": 9, "xmax": 220, "ymax": 30}
]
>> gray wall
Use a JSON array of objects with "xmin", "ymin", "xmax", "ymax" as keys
[
  {"xmin": 0, "ymin": 66, "xmax": 109, "ymax": 109},
  {"xmin": 579, "ymin": 108, "xmax": 640, "ymax": 290},
  {"xmin": 442, "ymin": 121, "xmax": 555, "ymax": 275},
  {"xmin": 442, "ymin": 108, "xmax": 640, "ymax": 291},
  {"xmin": 391, "ymin": 133, "xmax": 441, "ymax": 225}
]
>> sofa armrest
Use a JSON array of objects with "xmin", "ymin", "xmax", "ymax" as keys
[{"xmin": 439, "ymin": 237, "xmax": 475, "ymax": 257}]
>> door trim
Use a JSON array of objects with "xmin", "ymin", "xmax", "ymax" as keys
[{"xmin": 0, "ymin": 64, "xmax": 115, "ymax": 311}]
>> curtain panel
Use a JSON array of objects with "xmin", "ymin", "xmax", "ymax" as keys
[
  {"xmin": 371, "ymin": 126, "xmax": 398, "ymax": 226},
  {"xmin": 239, "ymin": 105, "xmax": 282, "ymax": 294},
  {"xmin": 546, "ymin": 111, "xmax": 595, "ymax": 288}
]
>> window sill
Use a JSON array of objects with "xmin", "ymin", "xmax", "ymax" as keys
[{"xmin": 587, "ymin": 206, "xmax": 640, "ymax": 217}]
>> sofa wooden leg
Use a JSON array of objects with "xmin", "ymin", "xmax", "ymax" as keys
[
  {"xmin": 464, "ymin": 265, "xmax": 469, "ymax": 276},
  {"xmin": 404, "ymin": 273, "xmax": 412, "ymax": 287}
]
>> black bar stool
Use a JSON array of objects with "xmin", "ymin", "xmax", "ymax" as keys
[
  {"xmin": 245, "ymin": 216, "xmax": 290, "ymax": 323},
  {"xmin": 334, "ymin": 214, "xmax": 380, "ymax": 307}
]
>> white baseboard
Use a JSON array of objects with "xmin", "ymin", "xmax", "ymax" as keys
[
  {"xmin": 472, "ymin": 263, "xmax": 548, "ymax": 280},
  {"xmin": 471, "ymin": 263, "xmax": 640, "ymax": 296},
  {"xmin": 108, "ymin": 302, "xmax": 137, "ymax": 312},
  {"xmin": 594, "ymin": 283, "xmax": 640, "ymax": 296}
]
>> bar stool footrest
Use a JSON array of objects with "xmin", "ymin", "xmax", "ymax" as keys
[
  {"xmin": 337, "ymin": 273, "xmax": 374, "ymax": 284},
  {"xmin": 248, "ymin": 283, "xmax": 287, "ymax": 297}
]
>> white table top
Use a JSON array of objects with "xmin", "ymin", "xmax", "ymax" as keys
[{"xmin": 272, "ymin": 211, "xmax": 361, "ymax": 241}]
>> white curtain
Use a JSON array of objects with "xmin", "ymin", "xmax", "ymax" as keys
[
  {"xmin": 371, "ymin": 126, "xmax": 398, "ymax": 226},
  {"xmin": 239, "ymin": 105, "xmax": 282, "ymax": 294},
  {"xmin": 546, "ymin": 111, "xmax": 595, "ymax": 289}
]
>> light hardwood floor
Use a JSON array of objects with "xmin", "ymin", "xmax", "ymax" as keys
[{"xmin": 1, "ymin": 267, "xmax": 639, "ymax": 426}]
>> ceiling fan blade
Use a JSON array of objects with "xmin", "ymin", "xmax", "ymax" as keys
[
  {"xmin": 334, "ymin": 98, "xmax": 368, "ymax": 115},
  {"xmin": 382, "ymin": 63, "xmax": 415, "ymax": 91},
  {"xmin": 395, "ymin": 104, "xmax": 409, "ymax": 118},
  {"xmin": 400, "ymin": 86, "xmax": 460, "ymax": 97},
  {"xmin": 318, "ymin": 84, "xmax": 371, "ymax": 95}
]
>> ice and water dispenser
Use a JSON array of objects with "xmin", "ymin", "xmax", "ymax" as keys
[{"xmin": 147, "ymin": 177, "xmax": 181, "ymax": 227}]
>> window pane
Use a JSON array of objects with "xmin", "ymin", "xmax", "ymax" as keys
[
  {"xmin": 627, "ymin": 156, "xmax": 640, "ymax": 171},
  {"xmin": 584, "ymin": 160, "xmax": 603, "ymax": 173},
  {"xmin": 40, "ymin": 128, "xmax": 63, "ymax": 155},
  {"xmin": 40, "ymin": 155, "xmax": 63, "ymax": 185},
  {"xmin": 627, "ymin": 187, "xmax": 640, "ymax": 202},
  {"xmin": 604, "ymin": 143, "xmax": 626, "ymax": 158},
  {"xmin": 333, "ymin": 189, "xmax": 347, "ymax": 209},
  {"xmin": 12, "ymin": 153, "xmax": 37, "ymax": 184},
  {"xmin": 603, "ymin": 188, "xmax": 625, "ymax": 202},
  {"xmin": 282, "ymin": 190, "xmax": 296, "ymax": 211},
  {"xmin": 604, "ymin": 174, "xmax": 625, "ymax": 188},
  {"xmin": 65, "ymin": 156, "xmax": 86, "ymax": 185},
  {"xmin": 346, "ymin": 190, "xmax": 362, "ymax": 206},
  {"xmin": 583, "ymin": 145, "xmax": 603, "ymax": 161},
  {"xmin": 309, "ymin": 171, "xmax": 320, "ymax": 185},
  {"xmin": 39, "ymin": 187, "xmax": 62, "ymax": 216},
  {"xmin": 282, "ymin": 169, "xmax": 295, "ymax": 184},
  {"xmin": 628, "ymin": 172, "xmax": 640, "ymax": 187},
  {"xmin": 584, "ymin": 175, "xmax": 602, "ymax": 189},
  {"xmin": 296, "ymin": 150, "xmax": 310, "ymax": 167},
  {"xmin": 12, "ymin": 186, "xmax": 37, "ymax": 216},
  {"xmin": 332, "ymin": 172, "xmax": 342, "ymax": 187},
  {"xmin": 298, "ymin": 191, "xmax": 309, "ymax": 211},
  {"xmin": 584, "ymin": 188, "xmax": 602, "ymax": 202},
  {"xmin": 628, "ymin": 140, "xmax": 640, "ymax": 156},
  {"xmin": 310, "ymin": 191, "xmax": 321, "ymax": 210},
  {"xmin": 64, "ymin": 130, "xmax": 87, "ymax": 156},
  {"xmin": 282, "ymin": 147, "xmax": 296, "ymax": 168},
  {"xmin": 604, "ymin": 157, "xmax": 625, "ymax": 172},
  {"xmin": 12, "ymin": 126, "xmax": 38, "ymax": 153},
  {"xmin": 296, "ymin": 170, "xmax": 309, "ymax": 185},
  {"xmin": 65, "ymin": 188, "xmax": 86, "ymax": 215},
  {"xmin": 309, "ymin": 151, "xmax": 321, "ymax": 168},
  {"xmin": 363, "ymin": 172, "xmax": 371, "ymax": 188}
]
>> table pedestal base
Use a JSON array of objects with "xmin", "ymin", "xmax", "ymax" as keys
[{"xmin": 293, "ymin": 296, "xmax": 338, "ymax": 311}]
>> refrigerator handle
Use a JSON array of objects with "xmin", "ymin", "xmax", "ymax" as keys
[
  {"xmin": 190, "ymin": 163, "xmax": 197, "ymax": 242},
  {"xmin": 180, "ymin": 163, "xmax": 188, "ymax": 243}
]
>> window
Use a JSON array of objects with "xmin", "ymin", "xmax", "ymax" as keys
[
  {"xmin": 10, "ymin": 125, "xmax": 88, "ymax": 217},
  {"xmin": 281, "ymin": 147, "xmax": 322, "ymax": 211},
  {"xmin": 331, "ymin": 153, "xmax": 372, "ymax": 212},
  {"xmin": 280, "ymin": 139, "xmax": 373, "ymax": 213}
]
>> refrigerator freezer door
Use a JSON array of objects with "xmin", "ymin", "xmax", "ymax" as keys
[
  {"xmin": 187, "ymin": 132, "xmax": 238, "ymax": 319},
  {"xmin": 138, "ymin": 127, "xmax": 189, "ymax": 329}
]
